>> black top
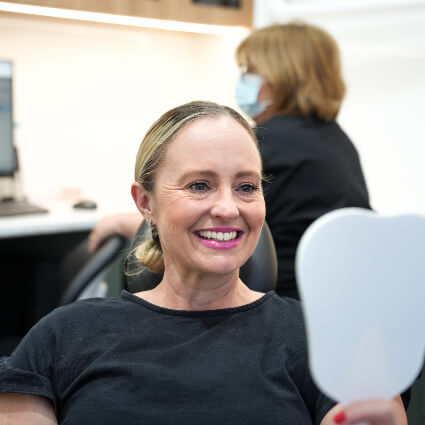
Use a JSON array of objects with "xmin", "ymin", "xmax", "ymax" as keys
[
  {"xmin": 256, "ymin": 115, "xmax": 370, "ymax": 299},
  {"xmin": 0, "ymin": 291, "xmax": 336, "ymax": 424}
]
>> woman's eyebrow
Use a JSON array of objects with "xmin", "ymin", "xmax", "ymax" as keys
[
  {"xmin": 235, "ymin": 171, "xmax": 262, "ymax": 180},
  {"xmin": 178, "ymin": 170, "xmax": 217, "ymax": 182},
  {"xmin": 178, "ymin": 170, "xmax": 261, "ymax": 183}
]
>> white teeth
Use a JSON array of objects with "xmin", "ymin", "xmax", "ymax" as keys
[{"xmin": 198, "ymin": 230, "xmax": 238, "ymax": 241}]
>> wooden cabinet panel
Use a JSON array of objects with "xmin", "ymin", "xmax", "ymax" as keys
[{"xmin": 2, "ymin": 0, "xmax": 253, "ymax": 27}]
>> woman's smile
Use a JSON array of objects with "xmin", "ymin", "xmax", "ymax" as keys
[{"xmin": 194, "ymin": 227, "xmax": 243, "ymax": 250}]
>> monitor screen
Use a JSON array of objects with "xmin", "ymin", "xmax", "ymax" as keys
[{"xmin": 0, "ymin": 60, "xmax": 16, "ymax": 176}]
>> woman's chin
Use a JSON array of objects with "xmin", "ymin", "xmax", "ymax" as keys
[{"xmin": 201, "ymin": 258, "xmax": 244, "ymax": 277}]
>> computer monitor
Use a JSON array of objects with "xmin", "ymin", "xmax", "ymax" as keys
[{"xmin": 0, "ymin": 60, "xmax": 16, "ymax": 177}]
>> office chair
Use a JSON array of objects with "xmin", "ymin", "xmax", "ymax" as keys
[
  {"xmin": 59, "ymin": 234, "xmax": 127, "ymax": 306},
  {"xmin": 0, "ymin": 234, "xmax": 126, "ymax": 356},
  {"xmin": 125, "ymin": 220, "xmax": 278, "ymax": 293}
]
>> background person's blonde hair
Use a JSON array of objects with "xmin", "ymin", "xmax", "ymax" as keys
[
  {"xmin": 131, "ymin": 100, "xmax": 260, "ymax": 273},
  {"xmin": 235, "ymin": 22, "xmax": 345, "ymax": 121}
]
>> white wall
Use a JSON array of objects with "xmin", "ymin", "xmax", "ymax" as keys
[
  {"xmin": 2, "ymin": 3, "xmax": 425, "ymax": 215},
  {"xmin": 0, "ymin": 14, "xmax": 247, "ymax": 211},
  {"xmin": 254, "ymin": 0, "xmax": 425, "ymax": 215}
]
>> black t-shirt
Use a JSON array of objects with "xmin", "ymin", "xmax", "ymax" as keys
[
  {"xmin": 256, "ymin": 115, "xmax": 371, "ymax": 299},
  {"xmin": 0, "ymin": 291, "xmax": 336, "ymax": 424}
]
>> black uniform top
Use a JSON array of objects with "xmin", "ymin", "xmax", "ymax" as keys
[
  {"xmin": 0, "ymin": 291, "xmax": 336, "ymax": 425},
  {"xmin": 256, "ymin": 115, "xmax": 370, "ymax": 299}
]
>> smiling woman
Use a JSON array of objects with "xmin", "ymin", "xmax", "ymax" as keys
[
  {"xmin": 0, "ymin": 101, "xmax": 406, "ymax": 425},
  {"xmin": 130, "ymin": 103, "xmax": 265, "ymax": 309}
]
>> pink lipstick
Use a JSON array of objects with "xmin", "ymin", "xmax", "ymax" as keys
[{"xmin": 193, "ymin": 227, "xmax": 243, "ymax": 250}]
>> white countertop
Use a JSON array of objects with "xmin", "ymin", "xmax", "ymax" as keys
[{"xmin": 0, "ymin": 202, "xmax": 102, "ymax": 238}]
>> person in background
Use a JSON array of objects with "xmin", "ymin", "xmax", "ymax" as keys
[
  {"xmin": 89, "ymin": 21, "xmax": 370, "ymax": 301},
  {"xmin": 234, "ymin": 22, "xmax": 370, "ymax": 299},
  {"xmin": 0, "ymin": 101, "xmax": 406, "ymax": 425}
]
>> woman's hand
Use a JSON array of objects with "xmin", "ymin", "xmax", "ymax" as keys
[
  {"xmin": 322, "ymin": 396, "xmax": 407, "ymax": 425},
  {"xmin": 88, "ymin": 211, "xmax": 143, "ymax": 252},
  {"xmin": 0, "ymin": 393, "xmax": 58, "ymax": 425}
]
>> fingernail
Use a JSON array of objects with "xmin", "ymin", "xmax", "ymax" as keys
[{"xmin": 333, "ymin": 411, "xmax": 346, "ymax": 424}]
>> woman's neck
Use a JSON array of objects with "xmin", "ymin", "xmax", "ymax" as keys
[{"xmin": 135, "ymin": 271, "xmax": 263, "ymax": 311}]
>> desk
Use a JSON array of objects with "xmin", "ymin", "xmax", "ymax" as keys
[
  {"xmin": 0, "ymin": 202, "xmax": 101, "ymax": 239},
  {"xmin": 0, "ymin": 203, "xmax": 102, "ymax": 344}
]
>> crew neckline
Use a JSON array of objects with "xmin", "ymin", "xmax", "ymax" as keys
[{"xmin": 121, "ymin": 290, "xmax": 276, "ymax": 317}]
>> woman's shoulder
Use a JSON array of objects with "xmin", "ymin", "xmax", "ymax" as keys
[
  {"xmin": 32, "ymin": 293, "xmax": 134, "ymax": 334},
  {"xmin": 261, "ymin": 293, "xmax": 309, "ymax": 357},
  {"xmin": 256, "ymin": 114, "xmax": 343, "ymax": 141},
  {"xmin": 256, "ymin": 114, "xmax": 311, "ymax": 135},
  {"xmin": 255, "ymin": 115, "xmax": 296, "ymax": 140},
  {"xmin": 55, "ymin": 292, "xmax": 127, "ymax": 313},
  {"xmin": 255, "ymin": 115, "xmax": 318, "ymax": 162},
  {"xmin": 270, "ymin": 291, "xmax": 302, "ymax": 320},
  {"xmin": 264, "ymin": 293, "xmax": 305, "ymax": 327}
]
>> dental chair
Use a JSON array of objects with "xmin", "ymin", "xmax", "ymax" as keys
[{"xmin": 0, "ymin": 234, "xmax": 126, "ymax": 356}]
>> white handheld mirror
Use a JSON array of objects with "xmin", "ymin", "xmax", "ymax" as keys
[{"xmin": 296, "ymin": 208, "xmax": 425, "ymax": 412}]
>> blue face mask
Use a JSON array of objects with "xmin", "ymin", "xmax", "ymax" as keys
[{"xmin": 235, "ymin": 73, "xmax": 271, "ymax": 119}]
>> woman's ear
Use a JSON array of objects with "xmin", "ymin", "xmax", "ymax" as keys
[{"xmin": 131, "ymin": 182, "xmax": 152, "ymax": 218}]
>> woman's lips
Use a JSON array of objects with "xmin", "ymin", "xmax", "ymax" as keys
[{"xmin": 193, "ymin": 228, "xmax": 243, "ymax": 250}]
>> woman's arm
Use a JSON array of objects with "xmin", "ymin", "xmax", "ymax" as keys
[
  {"xmin": 320, "ymin": 396, "xmax": 407, "ymax": 425},
  {"xmin": 0, "ymin": 393, "xmax": 57, "ymax": 425},
  {"xmin": 88, "ymin": 211, "xmax": 143, "ymax": 252}
]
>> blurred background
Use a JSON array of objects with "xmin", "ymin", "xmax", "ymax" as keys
[{"xmin": 0, "ymin": 0, "xmax": 424, "ymax": 215}]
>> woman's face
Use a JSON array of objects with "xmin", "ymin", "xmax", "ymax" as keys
[{"xmin": 140, "ymin": 116, "xmax": 265, "ymax": 280}]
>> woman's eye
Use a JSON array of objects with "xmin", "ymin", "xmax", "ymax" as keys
[
  {"xmin": 188, "ymin": 181, "xmax": 209, "ymax": 192},
  {"xmin": 238, "ymin": 184, "xmax": 259, "ymax": 194}
]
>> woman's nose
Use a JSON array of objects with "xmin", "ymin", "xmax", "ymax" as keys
[{"xmin": 210, "ymin": 190, "xmax": 239, "ymax": 219}]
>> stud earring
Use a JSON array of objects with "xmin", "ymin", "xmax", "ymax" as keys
[{"xmin": 146, "ymin": 218, "xmax": 151, "ymax": 225}]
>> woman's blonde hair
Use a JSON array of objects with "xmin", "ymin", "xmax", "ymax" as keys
[
  {"xmin": 235, "ymin": 22, "xmax": 345, "ymax": 121},
  {"xmin": 132, "ymin": 100, "xmax": 259, "ymax": 273}
]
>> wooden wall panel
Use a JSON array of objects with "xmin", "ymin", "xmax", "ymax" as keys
[{"xmin": 2, "ymin": 0, "xmax": 253, "ymax": 27}]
